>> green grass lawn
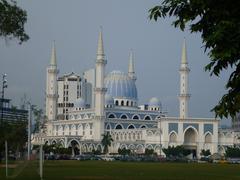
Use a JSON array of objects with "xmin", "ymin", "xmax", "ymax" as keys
[{"xmin": 0, "ymin": 160, "xmax": 240, "ymax": 180}]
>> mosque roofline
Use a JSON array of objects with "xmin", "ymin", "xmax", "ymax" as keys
[{"xmin": 160, "ymin": 117, "xmax": 219, "ymax": 121}]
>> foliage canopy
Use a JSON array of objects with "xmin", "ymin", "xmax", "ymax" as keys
[
  {"xmin": 0, "ymin": 0, "xmax": 29, "ymax": 43},
  {"xmin": 149, "ymin": 0, "xmax": 240, "ymax": 118}
]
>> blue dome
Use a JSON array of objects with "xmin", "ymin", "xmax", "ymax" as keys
[
  {"xmin": 74, "ymin": 98, "xmax": 86, "ymax": 108},
  {"xmin": 148, "ymin": 97, "xmax": 161, "ymax": 107},
  {"xmin": 105, "ymin": 71, "xmax": 137, "ymax": 100}
]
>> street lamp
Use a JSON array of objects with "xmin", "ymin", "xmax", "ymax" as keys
[{"xmin": 1, "ymin": 73, "xmax": 7, "ymax": 121}]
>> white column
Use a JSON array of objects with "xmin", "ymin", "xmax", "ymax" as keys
[
  {"xmin": 46, "ymin": 43, "xmax": 58, "ymax": 121},
  {"xmin": 179, "ymin": 39, "xmax": 190, "ymax": 119},
  {"xmin": 94, "ymin": 30, "xmax": 107, "ymax": 140}
]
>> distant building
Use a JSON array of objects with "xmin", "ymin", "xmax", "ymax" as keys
[
  {"xmin": 57, "ymin": 72, "xmax": 87, "ymax": 120},
  {"xmin": 0, "ymin": 98, "xmax": 28, "ymax": 123}
]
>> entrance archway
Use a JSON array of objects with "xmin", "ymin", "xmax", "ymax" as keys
[
  {"xmin": 68, "ymin": 140, "xmax": 80, "ymax": 156},
  {"xmin": 184, "ymin": 127, "xmax": 197, "ymax": 158}
]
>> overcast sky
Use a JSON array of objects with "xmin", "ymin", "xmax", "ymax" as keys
[{"xmin": 0, "ymin": 0, "xmax": 231, "ymax": 125}]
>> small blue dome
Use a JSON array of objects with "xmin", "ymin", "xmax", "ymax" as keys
[
  {"xmin": 74, "ymin": 98, "xmax": 86, "ymax": 108},
  {"xmin": 105, "ymin": 71, "xmax": 137, "ymax": 100},
  {"xmin": 105, "ymin": 94, "xmax": 114, "ymax": 105},
  {"xmin": 148, "ymin": 97, "xmax": 161, "ymax": 107}
]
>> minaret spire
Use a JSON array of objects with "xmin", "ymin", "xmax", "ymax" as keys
[
  {"xmin": 97, "ymin": 28, "xmax": 104, "ymax": 58},
  {"xmin": 128, "ymin": 50, "xmax": 136, "ymax": 81},
  {"xmin": 50, "ymin": 41, "xmax": 57, "ymax": 66},
  {"xmin": 46, "ymin": 41, "xmax": 58, "ymax": 126},
  {"xmin": 181, "ymin": 38, "xmax": 187, "ymax": 64},
  {"xmin": 179, "ymin": 39, "xmax": 190, "ymax": 119},
  {"xmin": 94, "ymin": 29, "xmax": 107, "ymax": 140}
]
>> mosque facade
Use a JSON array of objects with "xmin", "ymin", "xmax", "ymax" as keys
[{"xmin": 33, "ymin": 31, "xmax": 240, "ymax": 158}]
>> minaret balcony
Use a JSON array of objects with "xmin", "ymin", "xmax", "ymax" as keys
[
  {"xmin": 96, "ymin": 59, "xmax": 107, "ymax": 65},
  {"xmin": 179, "ymin": 67, "xmax": 190, "ymax": 72},
  {"xmin": 47, "ymin": 68, "xmax": 59, "ymax": 73},
  {"xmin": 94, "ymin": 115, "xmax": 106, "ymax": 120},
  {"xmin": 179, "ymin": 94, "xmax": 191, "ymax": 98},
  {"xmin": 94, "ymin": 87, "xmax": 107, "ymax": 93},
  {"xmin": 47, "ymin": 94, "xmax": 58, "ymax": 98}
]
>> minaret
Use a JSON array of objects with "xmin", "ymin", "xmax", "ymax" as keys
[
  {"xmin": 46, "ymin": 42, "xmax": 58, "ymax": 121},
  {"xmin": 94, "ymin": 29, "xmax": 107, "ymax": 140},
  {"xmin": 128, "ymin": 50, "xmax": 136, "ymax": 81},
  {"xmin": 179, "ymin": 39, "xmax": 190, "ymax": 119}
]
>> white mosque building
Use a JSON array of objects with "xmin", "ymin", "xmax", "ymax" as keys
[{"xmin": 34, "ymin": 31, "xmax": 240, "ymax": 158}]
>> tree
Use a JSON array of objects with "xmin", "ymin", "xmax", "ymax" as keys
[
  {"xmin": 118, "ymin": 148, "xmax": 131, "ymax": 156},
  {"xmin": 145, "ymin": 148, "xmax": 156, "ymax": 156},
  {"xmin": 101, "ymin": 132, "xmax": 113, "ymax": 154},
  {"xmin": 200, "ymin": 149, "xmax": 211, "ymax": 157},
  {"xmin": 162, "ymin": 145, "xmax": 191, "ymax": 157},
  {"xmin": 0, "ymin": 0, "xmax": 29, "ymax": 43},
  {"xmin": 225, "ymin": 146, "xmax": 240, "ymax": 158},
  {"xmin": 149, "ymin": 0, "xmax": 240, "ymax": 118}
]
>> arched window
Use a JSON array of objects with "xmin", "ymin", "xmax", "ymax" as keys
[
  {"xmin": 115, "ymin": 100, "xmax": 119, "ymax": 106},
  {"xmin": 106, "ymin": 124, "xmax": 111, "ymax": 130},
  {"xmin": 108, "ymin": 114, "xmax": 115, "ymax": 118},
  {"xmin": 205, "ymin": 133, "xmax": 212, "ymax": 143},
  {"xmin": 169, "ymin": 132, "xmax": 177, "ymax": 143},
  {"xmin": 144, "ymin": 116, "xmax": 151, "ymax": 120},
  {"xmin": 133, "ymin": 115, "xmax": 139, "ymax": 120},
  {"xmin": 128, "ymin": 125, "xmax": 135, "ymax": 129},
  {"xmin": 140, "ymin": 125, "xmax": 146, "ymax": 129},
  {"xmin": 115, "ymin": 124, "xmax": 123, "ymax": 129},
  {"xmin": 126, "ymin": 101, "xmax": 129, "ymax": 106},
  {"xmin": 131, "ymin": 101, "xmax": 133, "ymax": 106},
  {"xmin": 121, "ymin": 100, "xmax": 124, "ymax": 106},
  {"xmin": 120, "ymin": 114, "xmax": 128, "ymax": 119}
]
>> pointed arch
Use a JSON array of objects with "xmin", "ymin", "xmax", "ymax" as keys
[
  {"xmin": 127, "ymin": 124, "xmax": 136, "ymax": 129},
  {"xmin": 120, "ymin": 114, "xmax": 128, "ymax": 119},
  {"xmin": 115, "ymin": 124, "xmax": 123, "ymax": 129},
  {"xmin": 169, "ymin": 131, "xmax": 177, "ymax": 143},
  {"xmin": 140, "ymin": 124, "xmax": 147, "ymax": 129},
  {"xmin": 184, "ymin": 127, "xmax": 198, "ymax": 144},
  {"xmin": 205, "ymin": 132, "xmax": 212, "ymax": 143},
  {"xmin": 108, "ymin": 113, "xmax": 116, "ymax": 119},
  {"xmin": 132, "ymin": 114, "xmax": 140, "ymax": 120},
  {"xmin": 144, "ymin": 115, "xmax": 151, "ymax": 120}
]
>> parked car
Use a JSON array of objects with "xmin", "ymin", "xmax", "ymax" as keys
[
  {"xmin": 101, "ymin": 156, "xmax": 115, "ymax": 161},
  {"xmin": 227, "ymin": 158, "xmax": 240, "ymax": 164}
]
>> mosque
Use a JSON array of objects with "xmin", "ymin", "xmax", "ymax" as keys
[{"xmin": 33, "ymin": 31, "xmax": 240, "ymax": 158}]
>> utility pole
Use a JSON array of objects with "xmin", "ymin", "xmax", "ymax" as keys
[
  {"xmin": 5, "ymin": 140, "xmax": 8, "ymax": 178},
  {"xmin": 2, "ymin": 74, "xmax": 8, "ymax": 178},
  {"xmin": 27, "ymin": 103, "xmax": 32, "ymax": 160},
  {"xmin": 39, "ymin": 144, "xmax": 43, "ymax": 180}
]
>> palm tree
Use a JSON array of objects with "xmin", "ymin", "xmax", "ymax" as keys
[{"xmin": 101, "ymin": 132, "xmax": 113, "ymax": 154}]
